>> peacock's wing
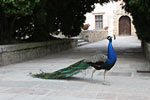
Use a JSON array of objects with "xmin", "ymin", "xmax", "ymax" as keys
[
  {"xmin": 85, "ymin": 54, "xmax": 107, "ymax": 63},
  {"xmin": 33, "ymin": 60, "xmax": 90, "ymax": 79}
]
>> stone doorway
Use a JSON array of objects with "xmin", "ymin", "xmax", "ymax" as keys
[{"xmin": 119, "ymin": 16, "xmax": 131, "ymax": 36}]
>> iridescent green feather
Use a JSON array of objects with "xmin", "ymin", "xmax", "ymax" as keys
[{"xmin": 33, "ymin": 60, "xmax": 90, "ymax": 79}]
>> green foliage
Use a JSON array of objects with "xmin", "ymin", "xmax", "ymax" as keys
[
  {"xmin": 0, "ymin": 0, "xmax": 118, "ymax": 44},
  {"xmin": 0, "ymin": 0, "xmax": 40, "ymax": 44},
  {"xmin": 123, "ymin": 0, "xmax": 150, "ymax": 42},
  {"xmin": 0, "ymin": 0, "xmax": 40, "ymax": 15}
]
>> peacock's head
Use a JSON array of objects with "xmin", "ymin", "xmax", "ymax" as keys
[
  {"xmin": 106, "ymin": 35, "xmax": 116, "ymax": 41},
  {"xmin": 106, "ymin": 36, "xmax": 112, "ymax": 41}
]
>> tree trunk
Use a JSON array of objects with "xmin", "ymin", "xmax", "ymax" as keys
[
  {"xmin": 0, "ymin": 13, "xmax": 17, "ymax": 44},
  {"xmin": 9, "ymin": 16, "xmax": 17, "ymax": 39}
]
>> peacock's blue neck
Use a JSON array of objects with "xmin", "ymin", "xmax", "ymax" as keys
[
  {"xmin": 99, "ymin": 38, "xmax": 117, "ymax": 70},
  {"xmin": 107, "ymin": 40, "xmax": 117, "ymax": 62}
]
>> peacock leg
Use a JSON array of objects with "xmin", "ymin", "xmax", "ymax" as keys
[
  {"xmin": 104, "ymin": 70, "xmax": 107, "ymax": 82},
  {"xmin": 103, "ymin": 70, "xmax": 110, "ymax": 85},
  {"xmin": 91, "ymin": 69, "xmax": 96, "ymax": 79}
]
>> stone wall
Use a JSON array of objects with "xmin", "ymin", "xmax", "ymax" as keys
[
  {"xmin": 0, "ymin": 39, "xmax": 77, "ymax": 66},
  {"xmin": 142, "ymin": 41, "xmax": 150, "ymax": 61},
  {"xmin": 80, "ymin": 30, "xmax": 108, "ymax": 43}
]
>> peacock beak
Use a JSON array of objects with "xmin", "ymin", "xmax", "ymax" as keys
[{"xmin": 114, "ymin": 35, "xmax": 116, "ymax": 40}]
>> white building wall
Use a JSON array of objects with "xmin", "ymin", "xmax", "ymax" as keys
[
  {"xmin": 84, "ymin": 2, "xmax": 117, "ymax": 36},
  {"xmin": 84, "ymin": 1, "xmax": 136, "ymax": 36}
]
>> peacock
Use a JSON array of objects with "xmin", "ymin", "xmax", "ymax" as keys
[{"xmin": 33, "ymin": 36, "xmax": 117, "ymax": 83}]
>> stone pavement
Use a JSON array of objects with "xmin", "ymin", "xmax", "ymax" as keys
[{"xmin": 0, "ymin": 36, "xmax": 150, "ymax": 100}]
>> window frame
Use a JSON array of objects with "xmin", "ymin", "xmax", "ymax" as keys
[{"xmin": 95, "ymin": 15, "xmax": 103, "ymax": 30}]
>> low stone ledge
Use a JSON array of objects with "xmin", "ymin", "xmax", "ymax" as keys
[
  {"xmin": 142, "ymin": 41, "xmax": 150, "ymax": 61},
  {"xmin": 80, "ymin": 30, "xmax": 108, "ymax": 43},
  {"xmin": 0, "ymin": 39, "xmax": 77, "ymax": 66}
]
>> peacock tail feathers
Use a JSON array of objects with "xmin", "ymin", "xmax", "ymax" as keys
[{"xmin": 32, "ymin": 60, "xmax": 90, "ymax": 79}]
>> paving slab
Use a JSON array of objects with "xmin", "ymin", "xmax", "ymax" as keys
[{"xmin": 0, "ymin": 36, "xmax": 150, "ymax": 100}]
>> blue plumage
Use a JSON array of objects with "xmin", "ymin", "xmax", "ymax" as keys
[
  {"xmin": 100, "ymin": 36, "xmax": 117, "ymax": 70},
  {"xmin": 88, "ymin": 36, "xmax": 117, "ymax": 71}
]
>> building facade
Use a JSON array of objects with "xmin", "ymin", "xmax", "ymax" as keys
[{"xmin": 84, "ymin": 0, "xmax": 136, "ymax": 36}]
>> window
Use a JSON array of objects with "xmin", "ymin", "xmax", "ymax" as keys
[{"xmin": 95, "ymin": 15, "xmax": 103, "ymax": 29}]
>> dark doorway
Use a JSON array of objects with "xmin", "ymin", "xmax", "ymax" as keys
[{"xmin": 119, "ymin": 16, "xmax": 131, "ymax": 36}]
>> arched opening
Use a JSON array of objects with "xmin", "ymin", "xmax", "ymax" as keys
[{"xmin": 119, "ymin": 16, "xmax": 131, "ymax": 36}]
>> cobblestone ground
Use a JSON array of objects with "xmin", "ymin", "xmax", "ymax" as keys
[{"xmin": 0, "ymin": 36, "xmax": 150, "ymax": 100}]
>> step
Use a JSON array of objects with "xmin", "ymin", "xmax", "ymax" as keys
[
  {"xmin": 71, "ymin": 37, "xmax": 82, "ymax": 40},
  {"xmin": 78, "ymin": 41, "xmax": 89, "ymax": 46},
  {"xmin": 78, "ymin": 39, "xmax": 85, "ymax": 43}
]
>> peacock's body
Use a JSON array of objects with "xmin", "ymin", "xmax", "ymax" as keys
[{"xmin": 33, "ymin": 36, "xmax": 117, "ymax": 80}]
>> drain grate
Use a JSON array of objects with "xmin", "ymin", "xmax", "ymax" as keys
[{"xmin": 137, "ymin": 70, "xmax": 150, "ymax": 73}]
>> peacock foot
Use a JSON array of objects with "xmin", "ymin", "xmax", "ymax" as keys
[{"xmin": 102, "ymin": 81, "xmax": 111, "ymax": 86}]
